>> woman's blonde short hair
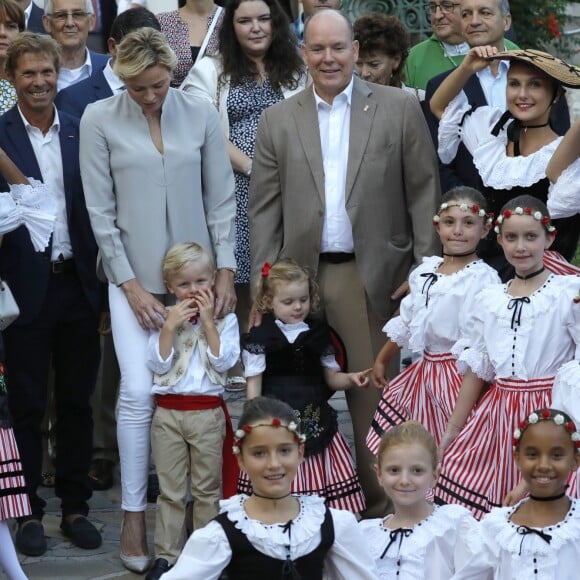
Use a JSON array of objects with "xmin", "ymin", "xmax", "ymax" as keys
[
  {"xmin": 113, "ymin": 27, "xmax": 177, "ymax": 80},
  {"xmin": 162, "ymin": 242, "xmax": 215, "ymax": 282}
]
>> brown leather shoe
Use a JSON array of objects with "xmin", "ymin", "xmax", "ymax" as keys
[{"xmin": 88, "ymin": 459, "xmax": 115, "ymax": 491}]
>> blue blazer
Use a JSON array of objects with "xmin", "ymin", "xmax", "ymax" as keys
[
  {"xmin": 55, "ymin": 67, "xmax": 113, "ymax": 118},
  {"xmin": 27, "ymin": 3, "xmax": 46, "ymax": 34},
  {"xmin": 424, "ymin": 69, "xmax": 571, "ymax": 193},
  {"xmin": 88, "ymin": 50, "xmax": 109, "ymax": 74},
  {"xmin": 0, "ymin": 107, "xmax": 103, "ymax": 324}
]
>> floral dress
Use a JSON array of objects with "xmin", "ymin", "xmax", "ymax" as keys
[{"xmin": 227, "ymin": 77, "xmax": 284, "ymax": 284}]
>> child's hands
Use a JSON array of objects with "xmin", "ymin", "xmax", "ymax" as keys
[
  {"xmin": 164, "ymin": 299, "xmax": 198, "ymax": 332},
  {"xmin": 195, "ymin": 287, "xmax": 216, "ymax": 327},
  {"xmin": 349, "ymin": 369, "xmax": 372, "ymax": 388},
  {"xmin": 438, "ymin": 421, "xmax": 461, "ymax": 461},
  {"xmin": 371, "ymin": 360, "xmax": 389, "ymax": 388},
  {"xmin": 503, "ymin": 480, "xmax": 529, "ymax": 507}
]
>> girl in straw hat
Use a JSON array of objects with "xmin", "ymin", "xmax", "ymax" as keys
[{"xmin": 430, "ymin": 45, "xmax": 580, "ymax": 280}]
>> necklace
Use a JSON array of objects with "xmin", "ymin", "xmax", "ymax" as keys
[
  {"xmin": 514, "ymin": 267, "xmax": 545, "ymax": 285},
  {"xmin": 529, "ymin": 491, "xmax": 567, "ymax": 502},
  {"xmin": 252, "ymin": 491, "xmax": 292, "ymax": 501},
  {"xmin": 442, "ymin": 250, "xmax": 477, "ymax": 263},
  {"xmin": 521, "ymin": 121, "xmax": 549, "ymax": 134}
]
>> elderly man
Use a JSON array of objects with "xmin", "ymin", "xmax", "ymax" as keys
[
  {"xmin": 42, "ymin": 0, "xmax": 108, "ymax": 90},
  {"xmin": 249, "ymin": 10, "xmax": 440, "ymax": 517},
  {"xmin": 0, "ymin": 33, "xmax": 104, "ymax": 557}
]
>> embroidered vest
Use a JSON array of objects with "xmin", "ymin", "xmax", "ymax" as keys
[
  {"xmin": 215, "ymin": 506, "xmax": 334, "ymax": 580},
  {"xmin": 153, "ymin": 309, "xmax": 228, "ymax": 387}
]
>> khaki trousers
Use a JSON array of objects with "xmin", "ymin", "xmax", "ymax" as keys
[
  {"xmin": 151, "ymin": 406, "xmax": 225, "ymax": 563},
  {"xmin": 317, "ymin": 260, "xmax": 398, "ymax": 518}
]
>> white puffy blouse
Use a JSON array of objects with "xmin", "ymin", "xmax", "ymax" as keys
[
  {"xmin": 438, "ymin": 91, "xmax": 562, "ymax": 190},
  {"xmin": 452, "ymin": 498, "xmax": 580, "ymax": 579},
  {"xmin": 359, "ymin": 504, "xmax": 475, "ymax": 579},
  {"xmin": 453, "ymin": 275, "xmax": 579, "ymax": 383},
  {"xmin": 162, "ymin": 494, "xmax": 379, "ymax": 579},
  {"xmin": 547, "ymin": 157, "xmax": 580, "ymax": 218},
  {"xmin": 385, "ymin": 256, "xmax": 500, "ymax": 354}
]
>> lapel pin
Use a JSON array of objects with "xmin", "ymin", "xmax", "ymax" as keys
[{"xmin": 363, "ymin": 105, "xmax": 369, "ymax": 112}]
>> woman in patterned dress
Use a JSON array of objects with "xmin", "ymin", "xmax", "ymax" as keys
[
  {"xmin": 0, "ymin": 0, "xmax": 24, "ymax": 116},
  {"xmin": 181, "ymin": 0, "xmax": 306, "ymax": 374}
]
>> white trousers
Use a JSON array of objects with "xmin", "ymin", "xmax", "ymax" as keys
[{"xmin": 109, "ymin": 283, "xmax": 156, "ymax": 512}]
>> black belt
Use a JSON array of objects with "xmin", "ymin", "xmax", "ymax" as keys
[
  {"xmin": 51, "ymin": 258, "xmax": 76, "ymax": 275},
  {"xmin": 319, "ymin": 252, "xmax": 355, "ymax": 264}
]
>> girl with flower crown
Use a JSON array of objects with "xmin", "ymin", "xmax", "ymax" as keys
[
  {"xmin": 452, "ymin": 407, "xmax": 580, "ymax": 579},
  {"xmin": 239, "ymin": 259, "xmax": 370, "ymax": 513},
  {"xmin": 163, "ymin": 397, "xmax": 379, "ymax": 579},
  {"xmin": 430, "ymin": 46, "xmax": 580, "ymax": 280},
  {"xmin": 436, "ymin": 194, "xmax": 580, "ymax": 520},
  {"xmin": 366, "ymin": 187, "xmax": 500, "ymax": 453}
]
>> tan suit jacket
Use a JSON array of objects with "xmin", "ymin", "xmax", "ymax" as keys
[{"xmin": 249, "ymin": 77, "xmax": 441, "ymax": 319}]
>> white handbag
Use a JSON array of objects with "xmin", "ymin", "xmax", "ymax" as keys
[{"xmin": 0, "ymin": 278, "xmax": 19, "ymax": 330}]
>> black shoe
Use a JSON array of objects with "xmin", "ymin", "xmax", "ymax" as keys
[
  {"xmin": 147, "ymin": 473, "xmax": 160, "ymax": 503},
  {"xmin": 146, "ymin": 558, "xmax": 172, "ymax": 580},
  {"xmin": 88, "ymin": 458, "xmax": 115, "ymax": 491},
  {"xmin": 61, "ymin": 515, "xmax": 102, "ymax": 549},
  {"xmin": 16, "ymin": 519, "xmax": 47, "ymax": 557}
]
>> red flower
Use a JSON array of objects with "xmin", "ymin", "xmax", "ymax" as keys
[
  {"xmin": 271, "ymin": 417, "xmax": 281, "ymax": 427},
  {"xmin": 503, "ymin": 209, "xmax": 512, "ymax": 219},
  {"xmin": 488, "ymin": 212, "xmax": 495, "ymax": 220},
  {"xmin": 541, "ymin": 216, "xmax": 550, "ymax": 225},
  {"xmin": 519, "ymin": 420, "xmax": 527, "ymax": 429},
  {"xmin": 261, "ymin": 262, "xmax": 271, "ymax": 278},
  {"xmin": 547, "ymin": 12, "xmax": 561, "ymax": 38},
  {"xmin": 541, "ymin": 409, "xmax": 551, "ymax": 420},
  {"xmin": 242, "ymin": 425, "xmax": 252, "ymax": 433},
  {"xmin": 472, "ymin": 204, "xmax": 479, "ymax": 213},
  {"xmin": 566, "ymin": 421, "xmax": 576, "ymax": 433},
  {"xmin": 512, "ymin": 438, "xmax": 519, "ymax": 447},
  {"xmin": 575, "ymin": 441, "xmax": 580, "ymax": 449},
  {"xmin": 523, "ymin": 207, "xmax": 532, "ymax": 215},
  {"xmin": 432, "ymin": 219, "xmax": 439, "ymax": 226}
]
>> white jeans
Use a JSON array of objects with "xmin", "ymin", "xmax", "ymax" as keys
[{"xmin": 109, "ymin": 283, "xmax": 156, "ymax": 512}]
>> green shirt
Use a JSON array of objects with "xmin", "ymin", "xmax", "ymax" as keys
[{"xmin": 404, "ymin": 35, "xmax": 519, "ymax": 91}]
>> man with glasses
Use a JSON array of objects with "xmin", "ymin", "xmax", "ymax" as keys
[
  {"xmin": 42, "ymin": 0, "xmax": 108, "ymax": 91},
  {"xmin": 404, "ymin": 0, "xmax": 517, "ymax": 92}
]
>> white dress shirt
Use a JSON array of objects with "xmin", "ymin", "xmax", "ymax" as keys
[
  {"xmin": 313, "ymin": 79, "xmax": 354, "ymax": 253},
  {"xmin": 476, "ymin": 58, "xmax": 510, "ymax": 110},
  {"xmin": 23, "ymin": 1, "xmax": 33, "ymax": 29},
  {"xmin": 57, "ymin": 48, "xmax": 95, "ymax": 92},
  {"xmin": 102, "ymin": 59, "xmax": 125, "ymax": 94},
  {"xmin": 18, "ymin": 105, "xmax": 72, "ymax": 261}
]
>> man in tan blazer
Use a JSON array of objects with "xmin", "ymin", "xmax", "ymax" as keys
[{"xmin": 249, "ymin": 9, "xmax": 441, "ymax": 517}]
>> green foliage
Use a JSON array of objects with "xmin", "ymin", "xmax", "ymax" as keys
[{"xmin": 510, "ymin": 0, "xmax": 577, "ymax": 57}]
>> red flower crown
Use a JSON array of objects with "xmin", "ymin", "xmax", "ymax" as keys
[
  {"xmin": 512, "ymin": 408, "xmax": 580, "ymax": 451},
  {"xmin": 232, "ymin": 417, "xmax": 306, "ymax": 454},
  {"xmin": 495, "ymin": 207, "xmax": 556, "ymax": 234}
]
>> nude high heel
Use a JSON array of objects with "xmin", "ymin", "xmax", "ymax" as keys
[{"xmin": 120, "ymin": 514, "xmax": 151, "ymax": 573}]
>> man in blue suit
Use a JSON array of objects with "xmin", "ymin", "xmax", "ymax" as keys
[
  {"xmin": 56, "ymin": 6, "xmax": 160, "ymax": 118},
  {"xmin": 42, "ymin": 0, "xmax": 108, "ymax": 91},
  {"xmin": 15, "ymin": 0, "xmax": 46, "ymax": 33},
  {"xmin": 0, "ymin": 33, "xmax": 104, "ymax": 557}
]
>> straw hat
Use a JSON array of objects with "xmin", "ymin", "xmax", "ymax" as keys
[{"xmin": 487, "ymin": 49, "xmax": 580, "ymax": 88}]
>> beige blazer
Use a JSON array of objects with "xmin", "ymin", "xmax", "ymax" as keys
[
  {"xmin": 79, "ymin": 88, "xmax": 236, "ymax": 294},
  {"xmin": 249, "ymin": 77, "xmax": 441, "ymax": 320}
]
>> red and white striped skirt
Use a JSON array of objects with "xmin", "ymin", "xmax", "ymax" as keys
[
  {"xmin": 366, "ymin": 352, "xmax": 462, "ymax": 455},
  {"xmin": 434, "ymin": 376, "xmax": 574, "ymax": 520},
  {"xmin": 0, "ymin": 426, "xmax": 31, "ymax": 520},
  {"xmin": 544, "ymin": 251, "xmax": 580, "ymax": 276},
  {"xmin": 237, "ymin": 430, "xmax": 366, "ymax": 513}
]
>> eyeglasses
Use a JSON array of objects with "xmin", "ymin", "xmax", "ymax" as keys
[
  {"xmin": 48, "ymin": 10, "xmax": 90, "ymax": 23},
  {"xmin": 427, "ymin": 2, "xmax": 461, "ymax": 14}
]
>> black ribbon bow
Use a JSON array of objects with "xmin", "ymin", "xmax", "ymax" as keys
[
  {"xmin": 508, "ymin": 297, "xmax": 531, "ymax": 330},
  {"xmin": 420, "ymin": 272, "xmax": 439, "ymax": 307},
  {"xmin": 516, "ymin": 525, "xmax": 552, "ymax": 555},
  {"xmin": 380, "ymin": 528, "xmax": 413, "ymax": 559},
  {"xmin": 280, "ymin": 521, "xmax": 301, "ymax": 579}
]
